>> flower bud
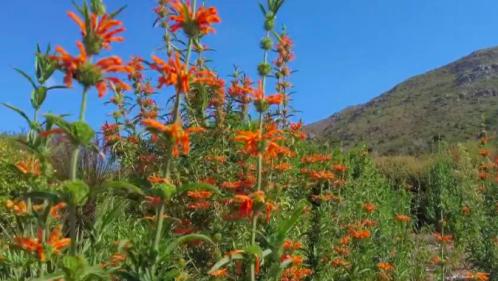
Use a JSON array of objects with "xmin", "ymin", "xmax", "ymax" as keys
[
  {"xmin": 257, "ymin": 63, "xmax": 272, "ymax": 77},
  {"xmin": 91, "ymin": 0, "xmax": 107, "ymax": 16},
  {"xmin": 260, "ymin": 37, "xmax": 273, "ymax": 50}
]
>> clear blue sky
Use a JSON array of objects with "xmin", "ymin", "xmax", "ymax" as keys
[{"xmin": 2, "ymin": 0, "xmax": 498, "ymax": 132}]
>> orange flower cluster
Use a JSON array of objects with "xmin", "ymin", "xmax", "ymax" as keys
[
  {"xmin": 187, "ymin": 190, "xmax": 213, "ymax": 210},
  {"xmin": 142, "ymin": 118, "xmax": 205, "ymax": 157},
  {"xmin": 348, "ymin": 228, "xmax": 371, "ymax": 240},
  {"xmin": 15, "ymin": 158, "xmax": 41, "ymax": 177},
  {"xmin": 253, "ymin": 80, "xmax": 285, "ymax": 112},
  {"xmin": 102, "ymin": 122, "xmax": 120, "ymax": 145},
  {"xmin": 464, "ymin": 272, "xmax": 490, "ymax": 281},
  {"xmin": 234, "ymin": 123, "xmax": 291, "ymax": 159},
  {"xmin": 362, "ymin": 202, "xmax": 377, "ymax": 213},
  {"xmin": 151, "ymin": 52, "xmax": 194, "ymax": 93},
  {"xmin": 51, "ymin": 41, "xmax": 130, "ymax": 97},
  {"xmin": 5, "ymin": 200, "xmax": 27, "ymax": 216},
  {"xmin": 168, "ymin": 0, "xmax": 221, "ymax": 36},
  {"xmin": 67, "ymin": 10, "xmax": 125, "ymax": 53},
  {"xmin": 433, "ymin": 232, "xmax": 453, "ymax": 244},
  {"xmin": 15, "ymin": 225, "xmax": 71, "ymax": 262},
  {"xmin": 377, "ymin": 262, "xmax": 394, "ymax": 271},
  {"xmin": 395, "ymin": 214, "xmax": 411, "ymax": 223}
]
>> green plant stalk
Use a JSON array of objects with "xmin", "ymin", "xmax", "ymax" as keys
[
  {"xmin": 250, "ymin": 29, "xmax": 271, "ymax": 281},
  {"xmin": 152, "ymin": 9, "xmax": 198, "ymax": 273},
  {"xmin": 440, "ymin": 209, "xmax": 445, "ymax": 281},
  {"xmin": 68, "ymin": 87, "xmax": 89, "ymax": 254}
]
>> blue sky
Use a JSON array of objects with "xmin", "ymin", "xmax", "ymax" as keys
[{"xmin": 2, "ymin": 0, "xmax": 498, "ymax": 132}]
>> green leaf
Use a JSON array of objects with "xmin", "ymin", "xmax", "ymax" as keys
[
  {"xmin": 63, "ymin": 180, "xmax": 90, "ymax": 206},
  {"xmin": 151, "ymin": 183, "xmax": 176, "ymax": 201},
  {"xmin": 31, "ymin": 86, "xmax": 48, "ymax": 110},
  {"xmin": 2, "ymin": 103, "xmax": 34, "ymax": 129},
  {"xmin": 244, "ymin": 245, "xmax": 263, "ymax": 258},
  {"xmin": 164, "ymin": 234, "xmax": 219, "ymax": 258},
  {"xmin": 110, "ymin": 5, "xmax": 127, "ymax": 18},
  {"xmin": 72, "ymin": 121, "xmax": 95, "ymax": 146},
  {"xmin": 47, "ymin": 85, "xmax": 67, "ymax": 91},
  {"xmin": 24, "ymin": 191, "xmax": 60, "ymax": 203},
  {"xmin": 29, "ymin": 272, "xmax": 65, "ymax": 281},
  {"xmin": 103, "ymin": 180, "xmax": 144, "ymax": 196},
  {"xmin": 14, "ymin": 68, "xmax": 37, "ymax": 89}
]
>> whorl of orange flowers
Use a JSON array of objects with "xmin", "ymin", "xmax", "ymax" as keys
[
  {"xmin": 15, "ymin": 158, "xmax": 41, "ymax": 177},
  {"xmin": 464, "ymin": 272, "xmax": 490, "ymax": 281},
  {"xmin": 141, "ymin": 118, "xmax": 206, "ymax": 156},
  {"xmin": 377, "ymin": 262, "xmax": 394, "ymax": 271},
  {"xmin": 15, "ymin": 225, "xmax": 71, "ymax": 262},
  {"xmin": 51, "ymin": 41, "xmax": 130, "ymax": 97},
  {"xmin": 168, "ymin": 0, "xmax": 221, "ymax": 36},
  {"xmin": 433, "ymin": 232, "xmax": 453, "ymax": 244},
  {"xmin": 5, "ymin": 200, "xmax": 28, "ymax": 216},
  {"xmin": 67, "ymin": 10, "xmax": 125, "ymax": 54},
  {"xmin": 151, "ymin": 52, "xmax": 194, "ymax": 93},
  {"xmin": 234, "ymin": 123, "xmax": 291, "ymax": 159},
  {"xmin": 253, "ymin": 80, "xmax": 285, "ymax": 112}
]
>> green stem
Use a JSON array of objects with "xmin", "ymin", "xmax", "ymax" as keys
[
  {"xmin": 68, "ymin": 87, "xmax": 88, "ymax": 254},
  {"xmin": 154, "ymin": 204, "xmax": 166, "ymax": 251}
]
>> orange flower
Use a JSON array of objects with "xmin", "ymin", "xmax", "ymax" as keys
[
  {"xmin": 307, "ymin": 170, "xmax": 335, "ymax": 181},
  {"xmin": 147, "ymin": 174, "xmax": 171, "ymax": 184},
  {"xmin": 431, "ymin": 255, "xmax": 442, "ymax": 266},
  {"xmin": 209, "ymin": 268, "xmax": 228, "ymax": 278},
  {"xmin": 283, "ymin": 240, "xmax": 303, "ymax": 251},
  {"xmin": 51, "ymin": 41, "xmax": 130, "ymax": 97},
  {"xmin": 5, "ymin": 200, "xmax": 28, "ymax": 216},
  {"xmin": 349, "ymin": 229, "xmax": 371, "ymax": 240},
  {"xmin": 187, "ymin": 190, "xmax": 213, "ymax": 200},
  {"xmin": 395, "ymin": 214, "xmax": 411, "ymax": 223},
  {"xmin": 334, "ymin": 246, "xmax": 350, "ymax": 256},
  {"xmin": 67, "ymin": 10, "xmax": 125, "ymax": 53},
  {"xmin": 433, "ymin": 232, "xmax": 453, "ymax": 244},
  {"xmin": 169, "ymin": 0, "xmax": 221, "ymax": 36},
  {"xmin": 142, "ymin": 119, "xmax": 203, "ymax": 157},
  {"xmin": 333, "ymin": 164, "xmax": 348, "ymax": 173},
  {"xmin": 301, "ymin": 154, "xmax": 331, "ymax": 164},
  {"xmin": 377, "ymin": 262, "xmax": 394, "ymax": 271},
  {"xmin": 229, "ymin": 76, "xmax": 253, "ymax": 102},
  {"xmin": 145, "ymin": 196, "xmax": 162, "ymax": 206},
  {"xmin": 234, "ymin": 124, "xmax": 289, "ymax": 159},
  {"xmin": 232, "ymin": 195, "xmax": 254, "ymax": 218},
  {"xmin": 15, "ymin": 225, "xmax": 70, "ymax": 262},
  {"xmin": 15, "ymin": 159, "xmax": 41, "ymax": 177},
  {"xmin": 252, "ymin": 80, "xmax": 285, "ymax": 111},
  {"xmin": 151, "ymin": 52, "xmax": 193, "ymax": 93},
  {"xmin": 362, "ymin": 202, "xmax": 376, "ymax": 213},
  {"xmin": 331, "ymin": 258, "xmax": 350, "ymax": 268},
  {"xmin": 340, "ymin": 235, "xmax": 351, "ymax": 245},
  {"xmin": 465, "ymin": 272, "xmax": 490, "ymax": 281},
  {"xmin": 188, "ymin": 201, "xmax": 211, "ymax": 210},
  {"xmin": 49, "ymin": 202, "xmax": 67, "ymax": 220}
]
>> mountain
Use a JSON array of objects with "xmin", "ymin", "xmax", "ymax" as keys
[{"xmin": 307, "ymin": 46, "xmax": 498, "ymax": 155}]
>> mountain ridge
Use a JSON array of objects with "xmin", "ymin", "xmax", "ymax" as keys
[{"xmin": 307, "ymin": 46, "xmax": 498, "ymax": 155}]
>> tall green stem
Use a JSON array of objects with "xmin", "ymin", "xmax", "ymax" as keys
[
  {"xmin": 250, "ymin": 29, "xmax": 271, "ymax": 281},
  {"xmin": 68, "ymin": 87, "xmax": 88, "ymax": 254}
]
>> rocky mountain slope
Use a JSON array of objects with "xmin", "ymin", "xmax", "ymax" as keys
[{"xmin": 307, "ymin": 47, "xmax": 498, "ymax": 155}]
